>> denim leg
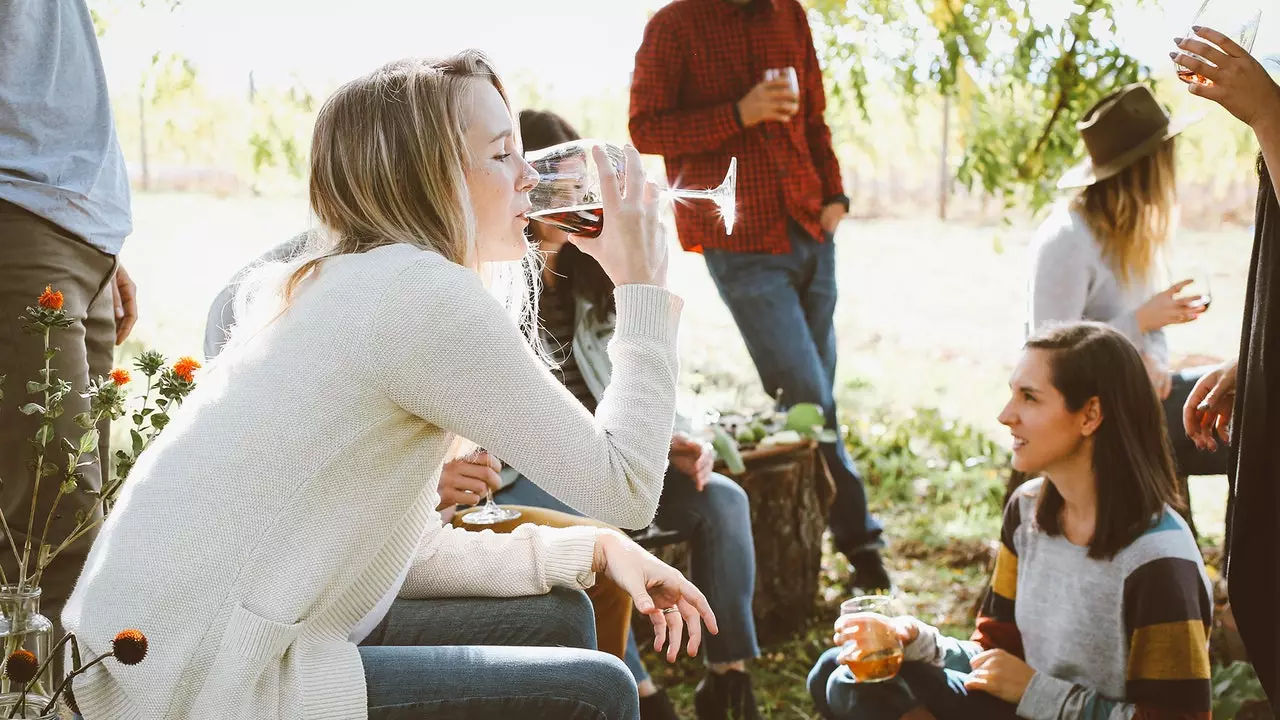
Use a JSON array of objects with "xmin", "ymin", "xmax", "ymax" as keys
[
  {"xmin": 359, "ymin": 586, "xmax": 596, "ymax": 649},
  {"xmin": 806, "ymin": 647, "xmax": 1018, "ymax": 720},
  {"xmin": 361, "ymin": 586, "xmax": 638, "ymax": 719},
  {"xmin": 703, "ymin": 239, "xmax": 883, "ymax": 555},
  {"xmin": 363, "ymin": 645, "xmax": 637, "ymax": 720},
  {"xmin": 807, "ymin": 647, "xmax": 917, "ymax": 720},
  {"xmin": 654, "ymin": 469, "xmax": 760, "ymax": 664},
  {"xmin": 494, "ymin": 475, "xmax": 583, "ymax": 516}
]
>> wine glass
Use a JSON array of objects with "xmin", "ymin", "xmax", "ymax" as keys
[
  {"xmin": 1185, "ymin": 272, "xmax": 1213, "ymax": 311},
  {"xmin": 837, "ymin": 595, "xmax": 907, "ymax": 683},
  {"xmin": 459, "ymin": 453, "xmax": 521, "ymax": 526},
  {"xmin": 525, "ymin": 140, "xmax": 737, "ymax": 237},
  {"xmin": 1175, "ymin": 0, "xmax": 1264, "ymax": 86}
]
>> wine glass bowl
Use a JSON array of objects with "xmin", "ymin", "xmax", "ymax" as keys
[
  {"xmin": 837, "ymin": 595, "xmax": 906, "ymax": 683},
  {"xmin": 525, "ymin": 140, "xmax": 738, "ymax": 237},
  {"xmin": 1174, "ymin": 0, "xmax": 1264, "ymax": 85}
]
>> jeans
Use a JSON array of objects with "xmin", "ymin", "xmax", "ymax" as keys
[
  {"xmin": 702, "ymin": 223, "xmax": 883, "ymax": 555},
  {"xmin": 807, "ymin": 644, "xmax": 1018, "ymax": 719},
  {"xmin": 360, "ymin": 587, "xmax": 638, "ymax": 720},
  {"xmin": 497, "ymin": 468, "xmax": 760, "ymax": 683}
]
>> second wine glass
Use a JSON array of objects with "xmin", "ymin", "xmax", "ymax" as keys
[{"xmin": 525, "ymin": 140, "xmax": 737, "ymax": 238}]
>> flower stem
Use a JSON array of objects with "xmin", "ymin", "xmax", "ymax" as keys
[
  {"xmin": 41, "ymin": 652, "xmax": 112, "ymax": 715},
  {"xmin": 21, "ymin": 329, "xmax": 54, "ymax": 591}
]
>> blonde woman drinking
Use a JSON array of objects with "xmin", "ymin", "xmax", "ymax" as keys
[{"xmin": 61, "ymin": 51, "xmax": 715, "ymax": 720}]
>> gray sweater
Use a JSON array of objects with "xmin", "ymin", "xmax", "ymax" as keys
[{"xmin": 1027, "ymin": 206, "xmax": 1168, "ymax": 366}]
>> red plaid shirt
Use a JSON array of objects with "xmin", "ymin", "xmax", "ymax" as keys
[{"xmin": 629, "ymin": 0, "xmax": 846, "ymax": 254}]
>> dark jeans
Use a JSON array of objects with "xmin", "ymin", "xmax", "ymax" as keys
[
  {"xmin": 807, "ymin": 645, "xmax": 1018, "ymax": 719},
  {"xmin": 702, "ymin": 223, "xmax": 883, "ymax": 555},
  {"xmin": 360, "ymin": 587, "xmax": 638, "ymax": 719},
  {"xmin": 496, "ymin": 468, "xmax": 760, "ymax": 683}
]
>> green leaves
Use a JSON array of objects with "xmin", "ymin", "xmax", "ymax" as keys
[{"xmin": 806, "ymin": 0, "xmax": 1151, "ymax": 214}]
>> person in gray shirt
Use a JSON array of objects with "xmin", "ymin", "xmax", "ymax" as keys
[
  {"xmin": 0, "ymin": 0, "xmax": 135, "ymax": 636},
  {"xmin": 1025, "ymin": 84, "xmax": 1227, "ymax": 534}
]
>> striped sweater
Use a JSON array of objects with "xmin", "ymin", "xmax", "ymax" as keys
[{"xmin": 909, "ymin": 478, "xmax": 1213, "ymax": 719}]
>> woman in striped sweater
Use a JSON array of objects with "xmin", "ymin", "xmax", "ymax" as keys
[{"xmin": 807, "ymin": 322, "xmax": 1212, "ymax": 719}]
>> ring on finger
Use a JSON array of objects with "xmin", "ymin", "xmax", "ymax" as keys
[{"xmin": 661, "ymin": 606, "xmax": 679, "ymax": 615}]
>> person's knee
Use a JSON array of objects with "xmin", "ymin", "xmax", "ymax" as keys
[
  {"xmin": 567, "ymin": 651, "xmax": 638, "ymax": 720},
  {"xmin": 808, "ymin": 647, "xmax": 842, "ymax": 710},
  {"xmin": 541, "ymin": 587, "xmax": 598, "ymax": 650},
  {"xmin": 703, "ymin": 474, "xmax": 750, "ymax": 519}
]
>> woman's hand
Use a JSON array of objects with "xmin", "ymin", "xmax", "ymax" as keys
[
  {"xmin": 592, "ymin": 529, "xmax": 718, "ymax": 662},
  {"xmin": 436, "ymin": 452, "xmax": 502, "ymax": 511},
  {"xmin": 568, "ymin": 144, "xmax": 669, "ymax": 288},
  {"xmin": 1183, "ymin": 359, "xmax": 1237, "ymax": 451},
  {"xmin": 1173, "ymin": 28, "xmax": 1280, "ymax": 131},
  {"xmin": 964, "ymin": 649, "xmax": 1035, "ymax": 704},
  {"xmin": 1136, "ymin": 279, "xmax": 1206, "ymax": 332},
  {"xmin": 669, "ymin": 433, "xmax": 714, "ymax": 491},
  {"xmin": 832, "ymin": 613, "xmax": 919, "ymax": 648}
]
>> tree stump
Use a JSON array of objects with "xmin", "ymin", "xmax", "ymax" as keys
[{"xmin": 640, "ymin": 441, "xmax": 836, "ymax": 648}]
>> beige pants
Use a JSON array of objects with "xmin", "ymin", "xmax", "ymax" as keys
[{"xmin": 0, "ymin": 199, "xmax": 116, "ymax": 635}]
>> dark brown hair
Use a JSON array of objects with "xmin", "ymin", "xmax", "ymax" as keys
[
  {"xmin": 518, "ymin": 109, "xmax": 616, "ymax": 321},
  {"xmin": 1024, "ymin": 322, "xmax": 1182, "ymax": 559}
]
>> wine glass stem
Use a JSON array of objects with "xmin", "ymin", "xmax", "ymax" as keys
[{"xmin": 666, "ymin": 188, "xmax": 715, "ymax": 201}]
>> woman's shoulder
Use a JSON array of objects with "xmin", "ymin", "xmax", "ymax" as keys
[
  {"xmin": 1032, "ymin": 204, "xmax": 1098, "ymax": 257},
  {"xmin": 1119, "ymin": 507, "xmax": 1207, "ymax": 576}
]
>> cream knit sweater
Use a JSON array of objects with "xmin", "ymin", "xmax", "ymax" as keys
[{"xmin": 63, "ymin": 244, "xmax": 683, "ymax": 720}]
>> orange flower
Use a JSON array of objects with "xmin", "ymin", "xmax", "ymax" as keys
[
  {"xmin": 3, "ymin": 649, "xmax": 39, "ymax": 685},
  {"xmin": 110, "ymin": 369, "xmax": 132, "ymax": 386},
  {"xmin": 172, "ymin": 356, "xmax": 201, "ymax": 383},
  {"xmin": 112, "ymin": 629, "xmax": 148, "ymax": 665},
  {"xmin": 37, "ymin": 285, "xmax": 63, "ymax": 311}
]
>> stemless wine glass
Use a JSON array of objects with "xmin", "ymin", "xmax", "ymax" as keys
[
  {"xmin": 837, "ymin": 595, "xmax": 907, "ymax": 683},
  {"xmin": 459, "ymin": 453, "xmax": 521, "ymax": 526},
  {"xmin": 526, "ymin": 140, "xmax": 737, "ymax": 238},
  {"xmin": 1174, "ymin": 0, "xmax": 1264, "ymax": 86}
]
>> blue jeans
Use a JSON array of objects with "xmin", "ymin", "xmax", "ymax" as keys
[
  {"xmin": 703, "ymin": 224, "xmax": 883, "ymax": 555},
  {"xmin": 496, "ymin": 468, "xmax": 761, "ymax": 683},
  {"xmin": 360, "ymin": 587, "xmax": 638, "ymax": 719},
  {"xmin": 807, "ymin": 644, "xmax": 1018, "ymax": 719}
]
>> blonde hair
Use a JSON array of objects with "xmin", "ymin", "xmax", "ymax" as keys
[
  {"xmin": 1072, "ymin": 140, "xmax": 1178, "ymax": 288},
  {"xmin": 226, "ymin": 51, "xmax": 542, "ymax": 358}
]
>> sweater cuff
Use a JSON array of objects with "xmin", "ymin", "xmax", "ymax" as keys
[
  {"xmin": 535, "ymin": 525, "xmax": 601, "ymax": 589},
  {"xmin": 613, "ymin": 284, "xmax": 683, "ymax": 344},
  {"xmin": 1016, "ymin": 671, "xmax": 1074, "ymax": 719},
  {"xmin": 902, "ymin": 620, "xmax": 945, "ymax": 665}
]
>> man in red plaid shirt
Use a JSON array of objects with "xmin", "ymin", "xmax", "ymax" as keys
[{"xmin": 630, "ymin": 0, "xmax": 888, "ymax": 673}]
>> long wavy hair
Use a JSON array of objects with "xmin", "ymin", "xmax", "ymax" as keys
[
  {"xmin": 228, "ymin": 51, "xmax": 539, "ymax": 355},
  {"xmin": 1072, "ymin": 139, "xmax": 1178, "ymax": 289}
]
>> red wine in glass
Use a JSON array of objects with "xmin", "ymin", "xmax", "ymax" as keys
[{"xmin": 528, "ymin": 204, "xmax": 605, "ymax": 238}]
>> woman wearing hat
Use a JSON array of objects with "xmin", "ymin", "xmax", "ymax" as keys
[{"xmin": 1026, "ymin": 83, "xmax": 1226, "ymax": 533}]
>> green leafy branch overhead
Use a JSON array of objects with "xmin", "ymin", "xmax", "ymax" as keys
[{"xmin": 805, "ymin": 0, "xmax": 1151, "ymax": 212}]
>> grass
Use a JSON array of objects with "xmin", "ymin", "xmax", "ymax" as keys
[{"xmin": 115, "ymin": 191, "xmax": 1258, "ymax": 717}]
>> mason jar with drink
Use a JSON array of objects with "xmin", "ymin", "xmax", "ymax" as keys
[{"xmin": 834, "ymin": 595, "xmax": 909, "ymax": 683}]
